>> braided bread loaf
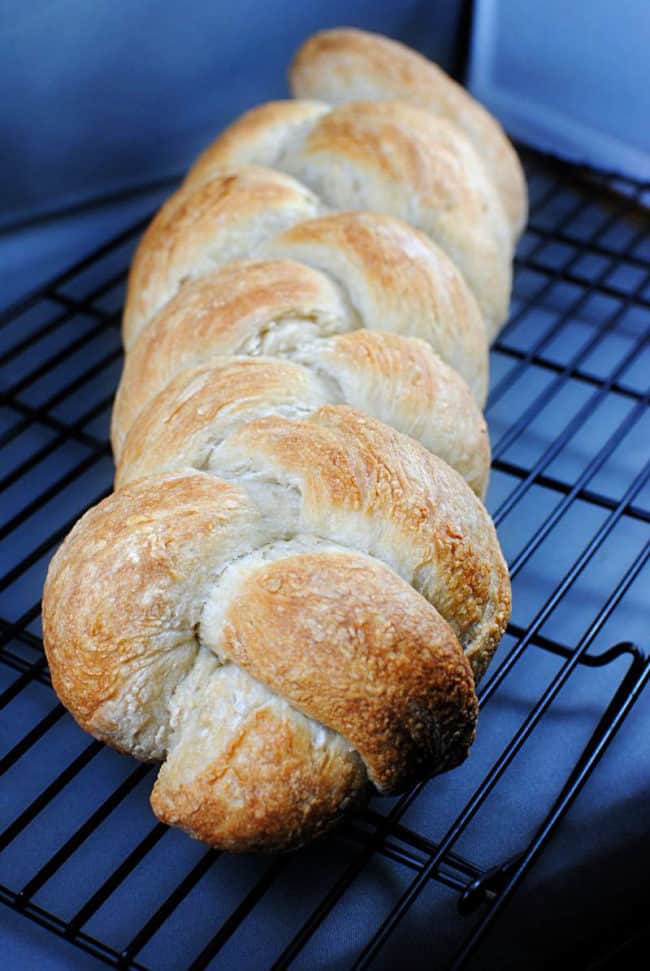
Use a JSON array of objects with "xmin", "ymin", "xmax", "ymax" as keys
[{"xmin": 43, "ymin": 29, "xmax": 523, "ymax": 852}]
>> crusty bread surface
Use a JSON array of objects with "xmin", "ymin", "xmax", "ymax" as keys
[{"xmin": 42, "ymin": 27, "xmax": 522, "ymax": 852}]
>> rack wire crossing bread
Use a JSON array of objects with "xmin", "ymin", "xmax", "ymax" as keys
[{"xmin": 43, "ymin": 28, "xmax": 524, "ymax": 852}]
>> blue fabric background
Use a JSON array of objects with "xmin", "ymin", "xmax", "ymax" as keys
[
  {"xmin": 1, "ymin": 0, "xmax": 462, "ymax": 226},
  {"xmin": 0, "ymin": 0, "xmax": 462, "ymax": 309}
]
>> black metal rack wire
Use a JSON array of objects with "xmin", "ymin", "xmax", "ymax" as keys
[{"xmin": 0, "ymin": 146, "xmax": 649, "ymax": 970}]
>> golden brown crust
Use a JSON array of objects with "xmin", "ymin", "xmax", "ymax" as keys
[
  {"xmin": 318, "ymin": 331, "xmax": 490, "ymax": 497},
  {"xmin": 115, "ymin": 333, "xmax": 489, "ymax": 496},
  {"xmin": 290, "ymin": 27, "xmax": 528, "ymax": 238},
  {"xmin": 122, "ymin": 166, "xmax": 322, "ymax": 348},
  {"xmin": 113, "ymin": 251, "xmax": 490, "ymax": 496},
  {"xmin": 151, "ymin": 660, "xmax": 369, "ymax": 852},
  {"xmin": 121, "ymin": 200, "xmax": 488, "ymax": 418},
  {"xmin": 188, "ymin": 100, "xmax": 330, "ymax": 185},
  {"xmin": 115, "ymin": 358, "xmax": 328, "ymax": 488},
  {"xmin": 42, "ymin": 462, "xmax": 489, "ymax": 850},
  {"xmin": 151, "ymin": 702, "xmax": 368, "ymax": 852},
  {"xmin": 185, "ymin": 100, "xmax": 511, "ymax": 337},
  {"xmin": 42, "ymin": 472, "xmax": 266, "ymax": 759},
  {"xmin": 259, "ymin": 210, "xmax": 488, "ymax": 400},
  {"xmin": 214, "ymin": 405, "xmax": 510, "ymax": 674},
  {"xmin": 112, "ymin": 258, "xmax": 353, "ymax": 456},
  {"xmin": 217, "ymin": 552, "xmax": 478, "ymax": 791}
]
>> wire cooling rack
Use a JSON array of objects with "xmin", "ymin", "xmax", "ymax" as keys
[{"xmin": 0, "ymin": 147, "xmax": 649, "ymax": 970}]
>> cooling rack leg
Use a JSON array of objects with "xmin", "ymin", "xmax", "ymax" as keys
[{"xmin": 450, "ymin": 649, "xmax": 650, "ymax": 970}]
